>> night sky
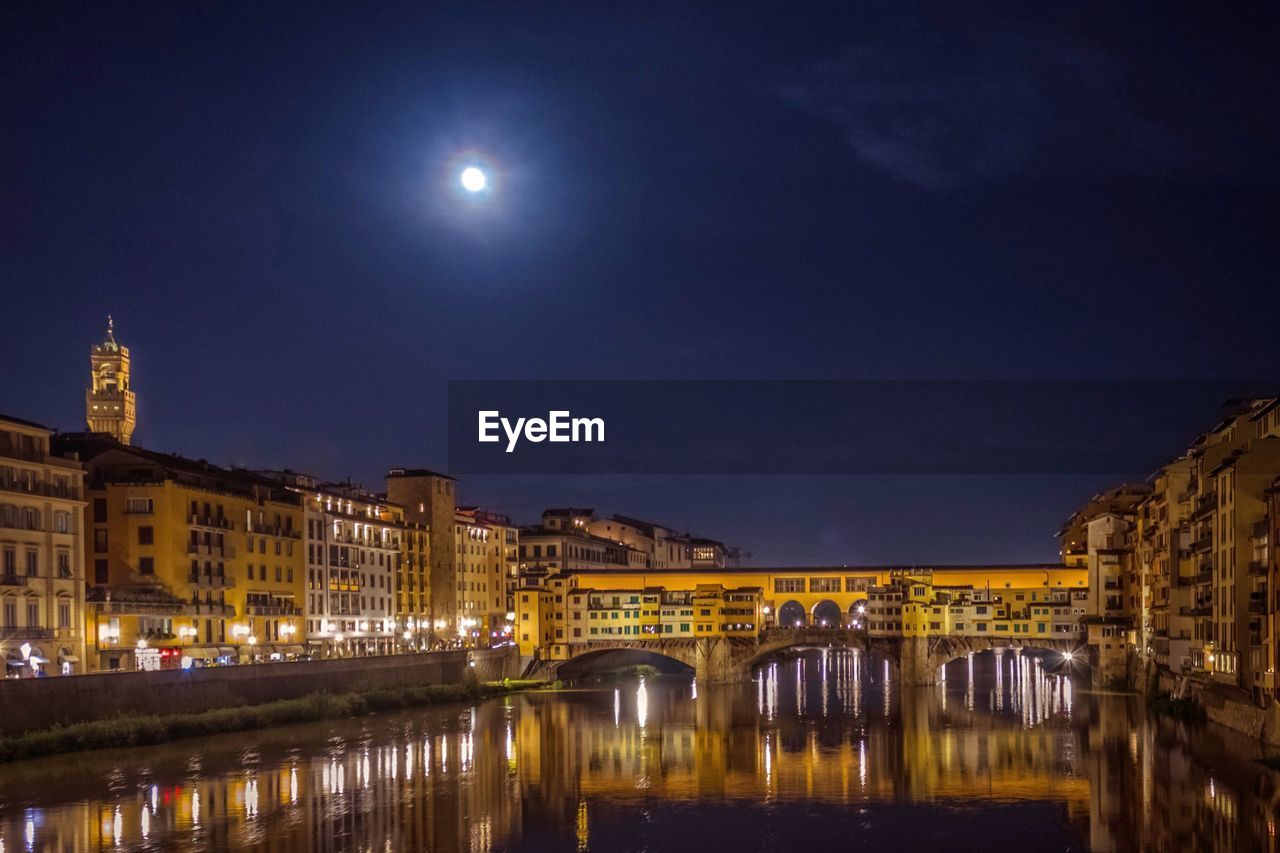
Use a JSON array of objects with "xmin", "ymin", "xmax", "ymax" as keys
[{"xmin": 4, "ymin": 3, "xmax": 1279, "ymax": 565}]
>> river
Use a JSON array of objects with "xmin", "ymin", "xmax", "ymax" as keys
[{"xmin": 0, "ymin": 649, "xmax": 1277, "ymax": 851}]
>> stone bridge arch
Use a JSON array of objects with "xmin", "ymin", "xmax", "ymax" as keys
[
  {"xmin": 546, "ymin": 632, "xmax": 1089, "ymax": 685},
  {"xmin": 905, "ymin": 635, "xmax": 1084, "ymax": 685},
  {"xmin": 735, "ymin": 628, "xmax": 863, "ymax": 674},
  {"xmin": 550, "ymin": 640, "xmax": 702, "ymax": 681}
]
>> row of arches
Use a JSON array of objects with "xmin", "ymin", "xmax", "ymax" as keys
[{"xmin": 776, "ymin": 599, "xmax": 862, "ymax": 628}]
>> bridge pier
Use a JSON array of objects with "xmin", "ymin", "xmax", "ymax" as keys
[
  {"xmin": 899, "ymin": 635, "xmax": 934, "ymax": 685},
  {"xmin": 695, "ymin": 637, "xmax": 750, "ymax": 682}
]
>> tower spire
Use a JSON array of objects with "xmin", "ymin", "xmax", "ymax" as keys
[{"xmin": 86, "ymin": 318, "xmax": 136, "ymax": 444}]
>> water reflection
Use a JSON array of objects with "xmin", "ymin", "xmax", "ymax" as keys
[{"xmin": 0, "ymin": 650, "xmax": 1277, "ymax": 851}]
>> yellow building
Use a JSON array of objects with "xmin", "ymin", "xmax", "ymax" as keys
[
  {"xmin": 455, "ymin": 508, "xmax": 517, "ymax": 646},
  {"xmin": 56, "ymin": 434, "xmax": 305, "ymax": 671},
  {"xmin": 0, "ymin": 414, "xmax": 88, "ymax": 676},
  {"xmin": 386, "ymin": 468, "xmax": 457, "ymax": 642},
  {"xmin": 515, "ymin": 564, "xmax": 1089, "ymax": 662},
  {"xmin": 398, "ymin": 519, "xmax": 431, "ymax": 648},
  {"xmin": 256, "ymin": 472, "xmax": 405, "ymax": 657}
]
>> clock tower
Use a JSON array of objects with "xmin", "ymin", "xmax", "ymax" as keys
[{"xmin": 85, "ymin": 316, "xmax": 136, "ymax": 444}]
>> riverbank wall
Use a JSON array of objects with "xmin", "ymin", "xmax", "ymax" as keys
[
  {"xmin": 1147, "ymin": 662, "xmax": 1280, "ymax": 747},
  {"xmin": 0, "ymin": 647, "xmax": 518, "ymax": 735}
]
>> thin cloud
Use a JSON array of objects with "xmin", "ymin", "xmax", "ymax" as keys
[{"xmin": 781, "ymin": 30, "xmax": 1184, "ymax": 191}]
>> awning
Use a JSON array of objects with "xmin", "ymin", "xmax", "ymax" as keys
[
  {"xmin": 282, "ymin": 645, "xmax": 305, "ymax": 655},
  {"xmin": 27, "ymin": 656, "xmax": 49, "ymax": 664},
  {"xmin": 184, "ymin": 647, "xmax": 219, "ymax": 660},
  {"xmin": 217, "ymin": 647, "xmax": 237, "ymax": 657},
  {"xmin": 58, "ymin": 654, "xmax": 79, "ymax": 663}
]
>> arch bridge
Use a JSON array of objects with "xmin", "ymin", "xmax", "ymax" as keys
[{"xmin": 547, "ymin": 630, "xmax": 1087, "ymax": 684}]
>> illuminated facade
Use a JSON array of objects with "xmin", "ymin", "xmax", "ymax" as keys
[
  {"xmin": 397, "ymin": 519, "xmax": 431, "ymax": 648},
  {"xmin": 57, "ymin": 434, "xmax": 305, "ymax": 671},
  {"xmin": 85, "ymin": 316, "xmax": 136, "ymax": 445},
  {"xmin": 0, "ymin": 415, "xmax": 87, "ymax": 676},
  {"xmin": 1073, "ymin": 397, "xmax": 1280, "ymax": 701},
  {"xmin": 1136, "ymin": 457, "xmax": 1194, "ymax": 672},
  {"xmin": 386, "ymin": 469, "xmax": 457, "ymax": 641},
  {"xmin": 516, "ymin": 564, "xmax": 1089, "ymax": 660},
  {"xmin": 455, "ymin": 508, "xmax": 516, "ymax": 644},
  {"xmin": 257, "ymin": 472, "xmax": 403, "ymax": 657}
]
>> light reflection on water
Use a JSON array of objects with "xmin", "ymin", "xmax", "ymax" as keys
[{"xmin": 0, "ymin": 649, "xmax": 1277, "ymax": 851}]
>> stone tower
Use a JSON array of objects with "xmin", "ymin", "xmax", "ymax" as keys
[
  {"xmin": 386, "ymin": 468, "xmax": 457, "ymax": 639},
  {"xmin": 85, "ymin": 316, "xmax": 136, "ymax": 444}
]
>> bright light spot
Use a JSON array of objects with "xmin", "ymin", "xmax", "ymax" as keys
[
  {"xmin": 1063, "ymin": 650, "xmax": 1075, "ymax": 661},
  {"xmin": 460, "ymin": 167, "xmax": 487, "ymax": 192}
]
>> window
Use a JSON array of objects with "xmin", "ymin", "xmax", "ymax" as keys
[
  {"xmin": 93, "ymin": 529, "xmax": 108, "ymax": 553},
  {"xmin": 53, "ymin": 511, "xmax": 71, "ymax": 533},
  {"xmin": 25, "ymin": 550, "xmax": 37, "ymax": 576},
  {"xmin": 57, "ymin": 552, "xmax": 71, "ymax": 578},
  {"xmin": 774, "ymin": 578, "xmax": 804, "ymax": 594},
  {"xmin": 93, "ymin": 499, "xmax": 107, "ymax": 523},
  {"xmin": 58, "ymin": 602, "xmax": 71, "ymax": 629},
  {"xmin": 139, "ymin": 557, "xmax": 155, "ymax": 575},
  {"xmin": 94, "ymin": 559, "xmax": 108, "ymax": 584},
  {"xmin": 138, "ymin": 526, "xmax": 154, "ymax": 545},
  {"xmin": 810, "ymin": 577, "xmax": 840, "ymax": 593},
  {"xmin": 125, "ymin": 498, "xmax": 153, "ymax": 514}
]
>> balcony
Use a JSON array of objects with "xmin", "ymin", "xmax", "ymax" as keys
[
  {"xmin": 186, "ymin": 542, "xmax": 236, "ymax": 558},
  {"xmin": 245, "ymin": 602, "xmax": 302, "ymax": 617},
  {"xmin": 192, "ymin": 602, "xmax": 236, "ymax": 617},
  {"xmin": 189, "ymin": 514, "xmax": 234, "ymax": 530},
  {"xmin": 250, "ymin": 523, "xmax": 301, "ymax": 539},
  {"xmin": 1104, "ymin": 579, "xmax": 1123, "ymax": 590},
  {"xmin": 1193, "ymin": 494, "xmax": 1217, "ymax": 519},
  {"xmin": 188, "ymin": 572, "xmax": 236, "ymax": 589},
  {"xmin": 1255, "ymin": 521, "xmax": 1269, "ymax": 540},
  {"xmin": 1192, "ymin": 535, "xmax": 1213, "ymax": 553},
  {"xmin": 1249, "ymin": 560, "xmax": 1269, "ymax": 577},
  {"xmin": 1249, "ymin": 594, "xmax": 1269, "ymax": 615},
  {"xmin": 1181, "ymin": 605, "xmax": 1212, "ymax": 618},
  {"xmin": 0, "ymin": 481, "xmax": 81, "ymax": 500},
  {"xmin": 0, "ymin": 628, "xmax": 54, "ymax": 640},
  {"xmin": 0, "ymin": 574, "xmax": 29, "ymax": 587},
  {"xmin": 1191, "ymin": 570, "xmax": 1213, "ymax": 585}
]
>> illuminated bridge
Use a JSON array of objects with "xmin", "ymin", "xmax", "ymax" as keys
[
  {"xmin": 548, "ymin": 629, "xmax": 1084, "ymax": 684},
  {"xmin": 519, "ymin": 564, "xmax": 1099, "ymax": 683}
]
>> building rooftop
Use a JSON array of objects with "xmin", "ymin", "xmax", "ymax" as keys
[
  {"xmin": 386, "ymin": 467, "xmax": 455, "ymax": 480},
  {"xmin": 0, "ymin": 412, "xmax": 53, "ymax": 431},
  {"xmin": 55, "ymin": 434, "xmax": 301, "ymax": 503}
]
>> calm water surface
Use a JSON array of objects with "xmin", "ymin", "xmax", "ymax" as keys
[{"xmin": 1, "ymin": 650, "xmax": 1278, "ymax": 852}]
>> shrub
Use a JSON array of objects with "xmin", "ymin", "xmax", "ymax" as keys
[{"xmin": 0, "ymin": 680, "xmax": 524, "ymax": 765}]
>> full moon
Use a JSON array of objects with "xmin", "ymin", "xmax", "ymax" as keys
[{"xmin": 460, "ymin": 166, "xmax": 487, "ymax": 192}]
